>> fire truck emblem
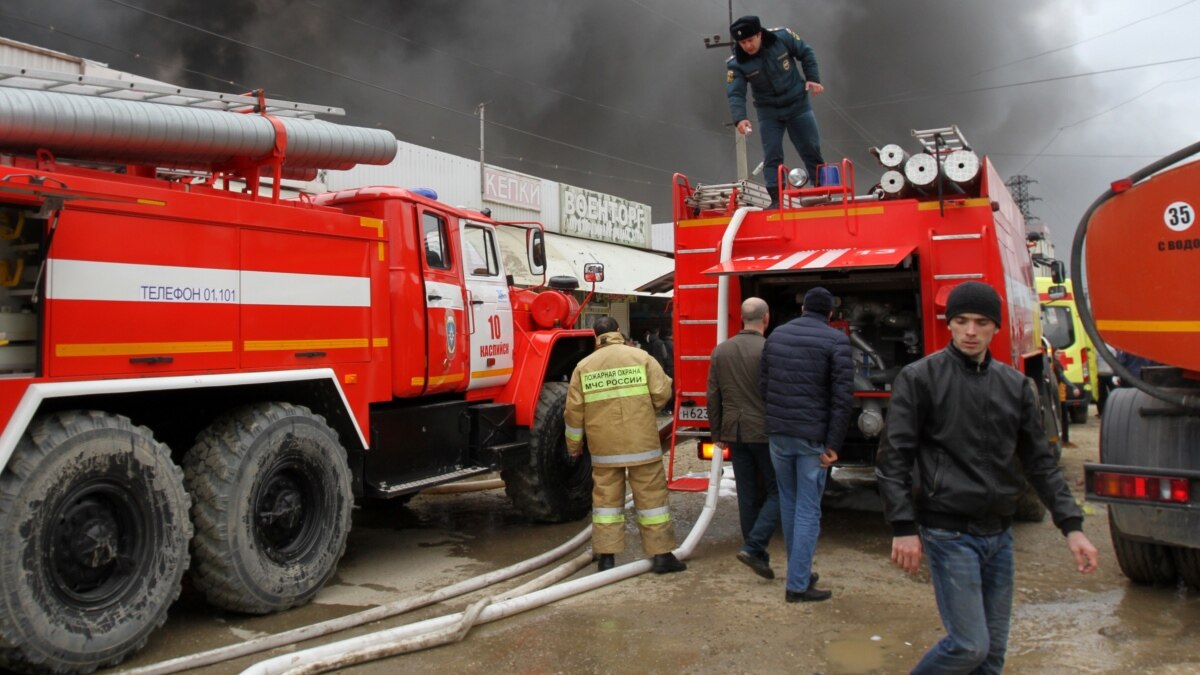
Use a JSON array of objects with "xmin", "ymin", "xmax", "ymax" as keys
[{"xmin": 445, "ymin": 313, "xmax": 458, "ymax": 355}]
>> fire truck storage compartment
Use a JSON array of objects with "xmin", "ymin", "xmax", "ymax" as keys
[
  {"xmin": 468, "ymin": 402, "xmax": 527, "ymax": 469},
  {"xmin": 365, "ymin": 398, "xmax": 473, "ymax": 495},
  {"xmin": 0, "ymin": 204, "xmax": 44, "ymax": 374},
  {"xmin": 742, "ymin": 262, "xmax": 923, "ymax": 467}
]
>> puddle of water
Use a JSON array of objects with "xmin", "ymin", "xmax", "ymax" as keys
[{"xmin": 825, "ymin": 633, "xmax": 919, "ymax": 674}]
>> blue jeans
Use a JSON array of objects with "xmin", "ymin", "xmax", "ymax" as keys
[
  {"xmin": 769, "ymin": 435, "xmax": 826, "ymax": 593},
  {"xmin": 913, "ymin": 528, "xmax": 1015, "ymax": 675},
  {"xmin": 759, "ymin": 107, "xmax": 823, "ymax": 197},
  {"xmin": 729, "ymin": 441, "xmax": 779, "ymax": 560}
]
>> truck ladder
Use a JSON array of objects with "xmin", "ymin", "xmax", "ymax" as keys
[
  {"xmin": 912, "ymin": 125, "xmax": 970, "ymax": 156},
  {"xmin": 0, "ymin": 64, "xmax": 343, "ymax": 119},
  {"xmin": 684, "ymin": 181, "xmax": 771, "ymax": 212}
]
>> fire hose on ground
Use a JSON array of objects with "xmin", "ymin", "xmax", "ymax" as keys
[{"xmin": 239, "ymin": 450, "xmax": 725, "ymax": 675}]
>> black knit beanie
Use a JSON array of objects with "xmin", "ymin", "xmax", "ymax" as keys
[
  {"xmin": 945, "ymin": 281, "xmax": 1002, "ymax": 326},
  {"xmin": 803, "ymin": 286, "xmax": 835, "ymax": 315}
]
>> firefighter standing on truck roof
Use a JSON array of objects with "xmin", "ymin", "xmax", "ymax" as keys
[
  {"xmin": 725, "ymin": 15, "xmax": 825, "ymax": 207},
  {"xmin": 565, "ymin": 316, "xmax": 687, "ymax": 575}
]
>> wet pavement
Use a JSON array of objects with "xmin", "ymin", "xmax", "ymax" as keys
[{"xmin": 114, "ymin": 411, "xmax": 1200, "ymax": 674}]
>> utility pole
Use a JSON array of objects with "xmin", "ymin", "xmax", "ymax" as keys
[
  {"xmin": 703, "ymin": 1, "xmax": 747, "ymax": 179},
  {"xmin": 702, "ymin": 0, "xmax": 734, "ymax": 50},
  {"xmin": 476, "ymin": 103, "xmax": 486, "ymax": 207}
]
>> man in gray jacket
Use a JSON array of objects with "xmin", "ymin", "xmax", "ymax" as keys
[{"xmin": 707, "ymin": 297, "xmax": 779, "ymax": 579}]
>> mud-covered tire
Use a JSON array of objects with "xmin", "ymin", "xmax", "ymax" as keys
[
  {"xmin": 1171, "ymin": 546, "xmax": 1200, "ymax": 588},
  {"xmin": 183, "ymin": 402, "xmax": 352, "ymax": 615},
  {"xmin": 0, "ymin": 411, "xmax": 191, "ymax": 674},
  {"xmin": 1069, "ymin": 404, "xmax": 1089, "ymax": 425},
  {"xmin": 502, "ymin": 381, "xmax": 592, "ymax": 523},
  {"xmin": 1109, "ymin": 511, "xmax": 1177, "ymax": 586}
]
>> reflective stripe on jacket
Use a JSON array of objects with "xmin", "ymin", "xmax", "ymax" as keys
[{"xmin": 565, "ymin": 331, "xmax": 672, "ymax": 466}]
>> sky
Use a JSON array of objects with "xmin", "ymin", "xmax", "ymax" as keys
[{"xmin": 2, "ymin": 0, "xmax": 1197, "ymax": 260}]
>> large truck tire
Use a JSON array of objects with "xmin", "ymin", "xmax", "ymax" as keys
[
  {"xmin": 0, "ymin": 411, "xmax": 191, "ymax": 674},
  {"xmin": 1109, "ymin": 511, "xmax": 1177, "ymax": 586},
  {"xmin": 502, "ymin": 381, "xmax": 592, "ymax": 523},
  {"xmin": 1171, "ymin": 547, "xmax": 1200, "ymax": 588},
  {"xmin": 183, "ymin": 402, "xmax": 352, "ymax": 615},
  {"xmin": 1069, "ymin": 404, "xmax": 1089, "ymax": 425}
]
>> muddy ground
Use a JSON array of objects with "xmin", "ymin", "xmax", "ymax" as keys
[{"xmin": 117, "ymin": 411, "xmax": 1200, "ymax": 674}]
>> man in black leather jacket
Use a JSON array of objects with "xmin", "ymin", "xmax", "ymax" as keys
[{"xmin": 875, "ymin": 281, "xmax": 1098, "ymax": 674}]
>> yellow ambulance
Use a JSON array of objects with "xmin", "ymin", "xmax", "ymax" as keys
[{"xmin": 1037, "ymin": 276, "xmax": 1099, "ymax": 423}]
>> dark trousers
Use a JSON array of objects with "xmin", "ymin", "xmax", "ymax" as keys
[
  {"xmin": 730, "ymin": 441, "xmax": 780, "ymax": 560},
  {"xmin": 759, "ymin": 107, "xmax": 823, "ymax": 198}
]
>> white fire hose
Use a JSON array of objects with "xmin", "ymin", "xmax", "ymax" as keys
[{"xmin": 239, "ymin": 451, "xmax": 726, "ymax": 675}]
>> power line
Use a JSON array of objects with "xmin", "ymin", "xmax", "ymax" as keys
[
  {"xmin": 1014, "ymin": 72, "xmax": 1200, "ymax": 173},
  {"xmin": 972, "ymin": 0, "xmax": 1198, "ymax": 77},
  {"xmin": 845, "ymin": 54, "xmax": 1200, "ymax": 110},
  {"xmin": 0, "ymin": 11, "xmax": 245, "ymax": 90}
]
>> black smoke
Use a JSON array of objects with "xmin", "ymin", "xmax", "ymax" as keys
[{"xmin": 0, "ymin": 0, "xmax": 1155, "ymax": 245}]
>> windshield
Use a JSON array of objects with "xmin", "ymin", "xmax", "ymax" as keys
[{"xmin": 1042, "ymin": 305, "xmax": 1075, "ymax": 350}]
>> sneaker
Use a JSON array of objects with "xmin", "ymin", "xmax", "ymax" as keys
[
  {"xmin": 596, "ymin": 554, "xmax": 615, "ymax": 572},
  {"xmin": 785, "ymin": 587, "xmax": 832, "ymax": 603},
  {"xmin": 736, "ymin": 550, "xmax": 775, "ymax": 580},
  {"xmin": 652, "ymin": 553, "xmax": 687, "ymax": 574}
]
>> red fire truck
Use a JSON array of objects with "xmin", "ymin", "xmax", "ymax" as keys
[
  {"xmin": 668, "ymin": 126, "xmax": 1061, "ymax": 505},
  {"xmin": 0, "ymin": 69, "xmax": 596, "ymax": 672}
]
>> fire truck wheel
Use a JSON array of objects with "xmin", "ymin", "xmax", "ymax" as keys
[
  {"xmin": 502, "ymin": 381, "xmax": 592, "ymax": 523},
  {"xmin": 183, "ymin": 402, "xmax": 352, "ymax": 614},
  {"xmin": 1068, "ymin": 404, "xmax": 1089, "ymax": 425},
  {"xmin": 0, "ymin": 411, "xmax": 191, "ymax": 674},
  {"xmin": 1172, "ymin": 547, "xmax": 1200, "ymax": 589},
  {"xmin": 1109, "ymin": 511, "xmax": 1178, "ymax": 586}
]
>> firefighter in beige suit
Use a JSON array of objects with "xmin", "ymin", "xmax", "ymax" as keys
[{"xmin": 565, "ymin": 316, "xmax": 687, "ymax": 574}]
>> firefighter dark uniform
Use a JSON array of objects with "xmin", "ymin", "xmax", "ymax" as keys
[{"xmin": 565, "ymin": 331, "xmax": 680, "ymax": 568}]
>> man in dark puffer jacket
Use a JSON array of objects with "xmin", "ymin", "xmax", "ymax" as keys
[{"xmin": 759, "ymin": 286, "xmax": 853, "ymax": 602}]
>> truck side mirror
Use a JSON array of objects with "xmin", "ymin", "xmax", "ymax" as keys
[
  {"xmin": 527, "ymin": 228, "xmax": 546, "ymax": 275},
  {"xmin": 583, "ymin": 262, "xmax": 605, "ymax": 283},
  {"xmin": 1051, "ymin": 260, "xmax": 1066, "ymax": 284}
]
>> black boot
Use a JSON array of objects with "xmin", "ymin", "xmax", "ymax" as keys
[
  {"xmin": 596, "ymin": 554, "xmax": 615, "ymax": 572},
  {"xmin": 652, "ymin": 553, "xmax": 687, "ymax": 574}
]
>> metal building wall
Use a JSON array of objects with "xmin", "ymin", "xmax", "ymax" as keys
[
  {"xmin": 1, "ymin": 37, "xmax": 172, "ymax": 84},
  {"xmin": 319, "ymin": 141, "xmax": 552, "ymax": 226},
  {"xmin": 650, "ymin": 221, "xmax": 675, "ymax": 253}
]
